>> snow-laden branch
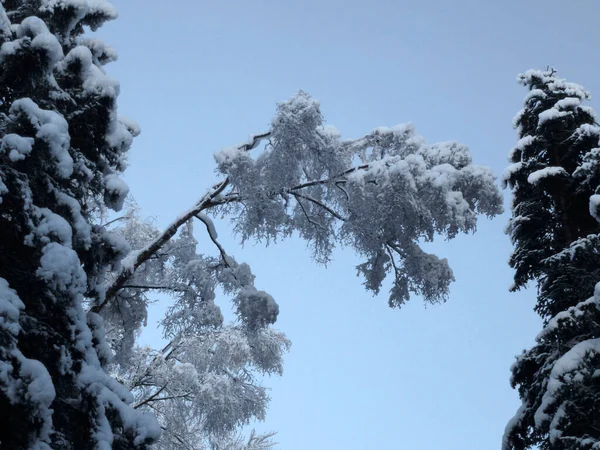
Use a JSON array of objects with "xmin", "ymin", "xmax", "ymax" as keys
[
  {"xmin": 96, "ymin": 131, "xmax": 272, "ymax": 313},
  {"xmin": 196, "ymin": 212, "xmax": 231, "ymax": 266},
  {"xmin": 93, "ymin": 178, "xmax": 230, "ymax": 312}
]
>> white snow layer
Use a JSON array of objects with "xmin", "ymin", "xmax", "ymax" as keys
[
  {"xmin": 1, "ymin": 134, "xmax": 34, "ymax": 162},
  {"xmin": 527, "ymin": 166, "xmax": 568, "ymax": 185},
  {"xmin": 9, "ymin": 98, "xmax": 73, "ymax": 178},
  {"xmin": 590, "ymin": 194, "xmax": 600, "ymax": 223}
]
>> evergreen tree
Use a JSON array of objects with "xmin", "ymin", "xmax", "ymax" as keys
[
  {"xmin": 504, "ymin": 69, "xmax": 600, "ymax": 449},
  {"xmin": 0, "ymin": 1, "xmax": 159, "ymax": 448}
]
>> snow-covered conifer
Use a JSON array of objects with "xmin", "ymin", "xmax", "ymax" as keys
[
  {"xmin": 0, "ymin": 1, "xmax": 158, "ymax": 448},
  {"xmin": 504, "ymin": 69, "xmax": 600, "ymax": 450}
]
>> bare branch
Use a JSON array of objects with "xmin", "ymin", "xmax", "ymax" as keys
[
  {"xmin": 289, "ymin": 164, "xmax": 369, "ymax": 191},
  {"xmin": 121, "ymin": 284, "xmax": 189, "ymax": 292},
  {"xmin": 335, "ymin": 180, "xmax": 350, "ymax": 201},
  {"xmin": 295, "ymin": 197, "xmax": 326, "ymax": 229},
  {"xmin": 101, "ymin": 215, "xmax": 130, "ymax": 228},
  {"xmin": 134, "ymin": 383, "xmax": 168, "ymax": 409},
  {"xmin": 385, "ymin": 244, "xmax": 401, "ymax": 281},
  {"xmin": 289, "ymin": 191, "xmax": 345, "ymax": 221}
]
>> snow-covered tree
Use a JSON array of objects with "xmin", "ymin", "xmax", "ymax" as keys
[
  {"xmin": 102, "ymin": 210, "xmax": 288, "ymax": 449},
  {"xmin": 0, "ymin": 0, "xmax": 160, "ymax": 448},
  {"xmin": 98, "ymin": 94, "xmax": 503, "ymax": 318},
  {"xmin": 503, "ymin": 69, "xmax": 600, "ymax": 449},
  {"xmin": 91, "ymin": 90, "xmax": 503, "ymax": 447}
]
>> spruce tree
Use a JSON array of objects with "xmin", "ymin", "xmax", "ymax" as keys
[
  {"xmin": 0, "ymin": 1, "xmax": 159, "ymax": 448},
  {"xmin": 504, "ymin": 69, "xmax": 600, "ymax": 449}
]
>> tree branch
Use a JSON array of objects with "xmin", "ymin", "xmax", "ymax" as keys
[
  {"xmin": 92, "ymin": 178, "xmax": 230, "ymax": 313},
  {"xmin": 289, "ymin": 191, "xmax": 345, "ymax": 221},
  {"xmin": 295, "ymin": 197, "xmax": 326, "ymax": 229},
  {"xmin": 289, "ymin": 164, "xmax": 369, "ymax": 191},
  {"xmin": 238, "ymin": 132, "xmax": 271, "ymax": 151},
  {"xmin": 121, "ymin": 284, "xmax": 189, "ymax": 292},
  {"xmin": 134, "ymin": 383, "xmax": 168, "ymax": 409},
  {"xmin": 195, "ymin": 212, "xmax": 231, "ymax": 266}
]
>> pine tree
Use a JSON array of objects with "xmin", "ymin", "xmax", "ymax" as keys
[
  {"xmin": 0, "ymin": 1, "xmax": 159, "ymax": 448},
  {"xmin": 504, "ymin": 69, "xmax": 600, "ymax": 449}
]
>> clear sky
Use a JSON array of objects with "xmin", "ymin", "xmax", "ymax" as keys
[{"xmin": 100, "ymin": 1, "xmax": 600, "ymax": 448}]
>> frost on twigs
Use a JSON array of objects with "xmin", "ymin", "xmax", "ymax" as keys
[
  {"xmin": 102, "ymin": 210, "xmax": 289, "ymax": 448},
  {"xmin": 215, "ymin": 91, "xmax": 503, "ymax": 307}
]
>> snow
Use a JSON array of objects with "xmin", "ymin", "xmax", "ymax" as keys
[
  {"xmin": 120, "ymin": 249, "xmax": 142, "ymax": 273},
  {"xmin": 536, "ymin": 291, "xmax": 600, "ymax": 341},
  {"xmin": 104, "ymin": 173, "xmax": 129, "ymax": 211},
  {"xmin": 0, "ymin": 4, "xmax": 10, "ymax": 40},
  {"xmin": 197, "ymin": 212, "xmax": 218, "ymax": 239},
  {"xmin": 524, "ymin": 88, "xmax": 547, "ymax": 103},
  {"xmin": 527, "ymin": 166, "xmax": 569, "ymax": 185},
  {"xmin": 36, "ymin": 243, "xmax": 87, "ymax": 294},
  {"xmin": 78, "ymin": 37, "xmax": 119, "ymax": 64},
  {"xmin": 24, "ymin": 207, "xmax": 73, "ymax": 247},
  {"xmin": 106, "ymin": 119, "xmax": 133, "ymax": 154},
  {"xmin": 118, "ymin": 116, "xmax": 141, "ymax": 137},
  {"xmin": 40, "ymin": 0, "xmax": 118, "ymax": 35},
  {"xmin": 235, "ymin": 286, "xmax": 279, "ymax": 329},
  {"xmin": 0, "ymin": 17, "xmax": 63, "ymax": 66},
  {"xmin": 19, "ymin": 358, "xmax": 56, "ymax": 413},
  {"xmin": 0, "ymin": 39, "xmax": 22, "ymax": 60},
  {"xmin": 1, "ymin": 133, "xmax": 34, "ymax": 162},
  {"xmin": 9, "ymin": 98, "xmax": 73, "ymax": 178},
  {"xmin": 41, "ymin": 0, "xmax": 119, "ymax": 18},
  {"xmin": 31, "ymin": 32, "xmax": 64, "ymax": 66},
  {"xmin": 0, "ymin": 176, "xmax": 7, "ymax": 204},
  {"xmin": 502, "ymin": 404, "xmax": 527, "ymax": 450},
  {"xmin": 519, "ymin": 70, "xmax": 591, "ymax": 101},
  {"xmin": 60, "ymin": 46, "xmax": 120, "ymax": 98},
  {"xmin": 538, "ymin": 108, "xmax": 569, "ymax": 127},
  {"xmin": 54, "ymin": 190, "xmax": 92, "ymax": 246},
  {"xmin": 508, "ymin": 135, "xmax": 535, "ymax": 161},
  {"xmin": 0, "ymin": 278, "xmax": 25, "ymax": 336},
  {"xmin": 534, "ymin": 338, "xmax": 600, "ymax": 427},
  {"xmin": 555, "ymin": 97, "xmax": 581, "ymax": 110},
  {"xmin": 214, "ymin": 145, "xmax": 244, "ymax": 165},
  {"xmin": 16, "ymin": 17, "xmax": 64, "ymax": 66},
  {"xmin": 590, "ymin": 194, "xmax": 600, "ymax": 222},
  {"xmin": 502, "ymin": 162, "xmax": 523, "ymax": 184},
  {"xmin": 87, "ymin": 311, "xmax": 113, "ymax": 366},
  {"xmin": 77, "ymin": 363, "xmax": 161, "ymax": 446},
  {"xmin": 572, "ymin": 123, "xmax": 600, "ymax": 140}
]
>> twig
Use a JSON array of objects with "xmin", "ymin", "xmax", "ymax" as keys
[
  {"xmin": 195, "ymin": 213, "xmax": 231, "ymax": 266},
  {"xmin": 289, "ymin": 191, "xmax": 345, "ymax": 221}
]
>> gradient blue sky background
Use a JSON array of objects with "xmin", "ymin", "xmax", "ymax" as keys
[{"xmin": 99, "ymin": 1, "xmax": 600, "ymax": 448}]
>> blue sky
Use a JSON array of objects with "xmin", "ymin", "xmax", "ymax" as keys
[{"xmin": 101, "ymin": 1, "xmax": 600, "ymax": 448}]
